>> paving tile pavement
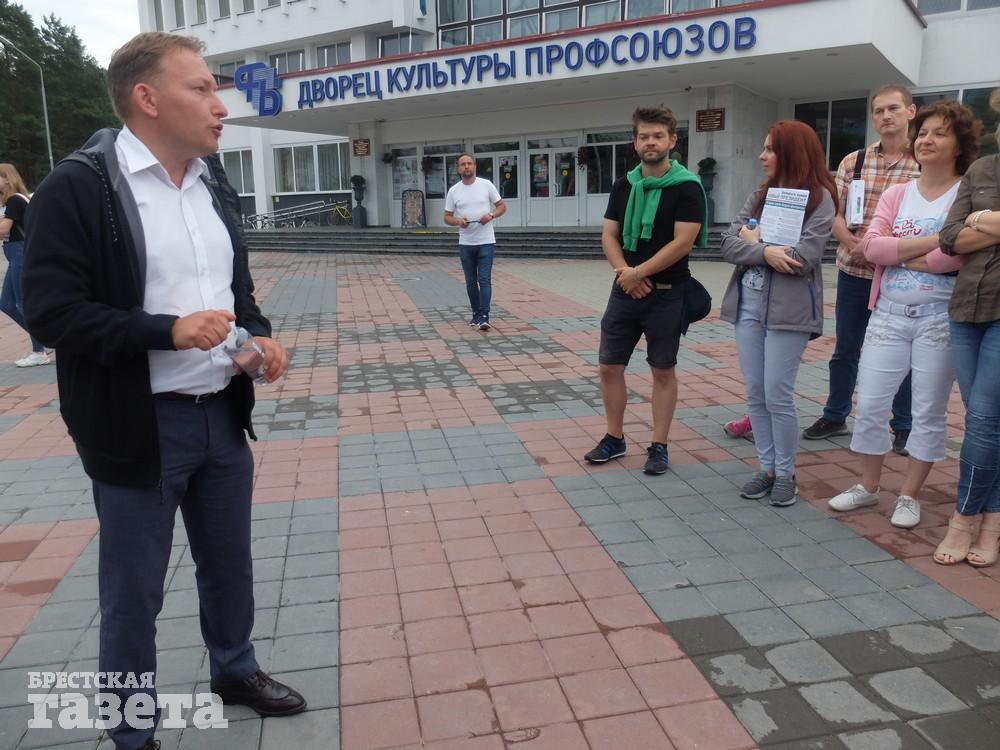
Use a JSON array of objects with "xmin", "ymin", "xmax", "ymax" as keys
[{"xmin": 0, "ymin": 253, "xmax": 997, "ymax": 749}]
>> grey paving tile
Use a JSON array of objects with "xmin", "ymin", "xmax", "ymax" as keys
[
  {"xmin": 643, "ymin": 587, "xmax": 717, "ymax": 622},
  {"xmin": 270, "ymin": 633, "xmax": 339, "ymax": 673},
  {"xmin": 728, "ymin": 687, "xmax": 831, "ymax": 745},
  {"xmin": 622, "ymin": 562, "xmax": 689, "ymax": 592},
  {"xmin": 726, "ymin": 608, "xmax": 809, "ymax": 647},
  {"xmin": 911, "ymin": 710, "xmax": 1000, "ymax": 749},
  {"xmin": 275, "ymin": 603, "xmax": 340, "ymax": 637},
  {"xmin": 697, "ymin": 651, "xmax": 785, "ymax": 703},
  {"xmin": 783, "ymin": 600, "xmax": 868, "ymax": 638},
  {"xmin": 698, "ymin": 580, "xmax": 773, "ymax": 614},
  {"xmin": 942, "ymin": 615, "xmax": 1000, "ymax": 652},
  {"xmin": 652, "ymin": 534, "xmax": 719, "ymax": 561},
  {"xmin": 798, "ymin": 680, "xmax": 898, "ymax": 727},
  {"xmin": 855, "ymin": 561, "xmax": 931, "ymax": 591},
  {"xmin": 822, "ymin": 538, "xmax": 895, "ymax": 565},
  {"xmin": 797, "ymin": 518, "xmax": 861, "ymax": 543},
  {"xmin": 279, "ymin": 575, "xmax": 339, "ymax": 606},
  {"xmin": 634, "ymin": 516, "xmax": 689, "ymax": 539},
  {"xmin": 588, "ymin": 521, "xmax": 646, "ymax": 544},
  {"xmin": 839, "ymin": 724, "xmax": 934, "ymax": 750},
  {"xmin": 922, "ymin": 655, "xmax": 1000, "ymax": 707},
  {"xmin": 753, "ymin": 573, "xmax": 829, "ymax": 606},
  {"xmin": 675, "ymin": 555, "xmax": 744, "ymax": 586},
  {"xmin": 765, "ymin": 640, "xmax": 851, "ymax": 684},
  {"xmin": 838, "ymin": 593, "xmax": 923, "ymax": 630},
  {"xmin": 604, "ymin": 540, "xmax": 668, "ymax": 566},
  {"xmin": 728, "ymin": 550, "xmax": 798, "ymax": 580},
  {"xmin": 778, "ymin": 544, "xmax": 847, "ymax": 571},
  {"xmin": 259, "ymin": 706, "xmax": 340, "ymax": 749},
  {"xmin": 665, "ymin": 615, "xmax": 750, "ymax": 656},
  {"xmin": 867, "ymin": 667, "xmax": 967, "ymax": 717},
  {"xmin": 893, "ymin": 584, "xmax": 980, "ymax": 620},
  {"xmin": 805, "ymin": 566, "xmax": 884, "ymax": 599},
  {"xmin": 700, "ymin": 529, "xmax": 769, "ymax": 555}
]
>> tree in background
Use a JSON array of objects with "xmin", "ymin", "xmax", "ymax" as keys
[{"xmin": 0, "ymin": 1, "xmax": 118, "ymax": 189}]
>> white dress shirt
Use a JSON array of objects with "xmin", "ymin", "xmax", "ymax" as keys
[{"xmin": 116, "ymin": 126, "xmax": 236, "ymax": 395}]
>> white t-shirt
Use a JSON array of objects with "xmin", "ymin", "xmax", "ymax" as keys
[
  {"xmin": 445, "ymin": 177, "xmax": 501, "ymax": 246},
  {"xmin": 880, "ymin": 180, "xmax": 961, "ymax": 306}
]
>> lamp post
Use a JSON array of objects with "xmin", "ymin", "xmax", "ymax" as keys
[{"xmin": 0, "ymin": 34, "xmax": 55, "ymax": 173}]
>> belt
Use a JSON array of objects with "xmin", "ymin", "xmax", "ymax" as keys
[
  {"xmin": 154, "ymin": 390, "xmax": 224, "ymax": 404},
  {"xmin": 876, "ymin": 299, "xmax": 950, "ymax": 318},
  {"xmin": 654, "ymin": 283, "xmax": 673, "ymax": 290}
]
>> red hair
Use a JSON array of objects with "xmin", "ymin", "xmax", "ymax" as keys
[{"xmin": 751, "ymin": 120, "xmax": 839, "ymax": 218}]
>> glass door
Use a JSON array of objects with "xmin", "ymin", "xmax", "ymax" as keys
[{"xmin": 527, "ymin": 148, "xmax": 577, "ymax": 226}]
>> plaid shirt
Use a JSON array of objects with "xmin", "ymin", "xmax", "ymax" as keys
[{"xmin": 835, "ymin": 142, "xmax": 920, "ymax": 279}]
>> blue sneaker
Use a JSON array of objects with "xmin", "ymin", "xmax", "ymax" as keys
[
  {"xmin": 644, "ymin": 442, "xmax": 669, "ymax": 475},
  {"xmin": 584, "ymin": 434, "xmax": 626, "ymax": 464}
]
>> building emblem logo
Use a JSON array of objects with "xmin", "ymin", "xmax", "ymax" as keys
[{"xmin": 234, "ymin": 62, "xmax": 283, "ymax": 117}]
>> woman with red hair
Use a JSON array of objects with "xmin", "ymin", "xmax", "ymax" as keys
[{"xmin": 720, "ymin": 121, "xmax": 838, "ymax": 507}]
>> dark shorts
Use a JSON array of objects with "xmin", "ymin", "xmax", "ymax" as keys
[{"xmin": 599, "ymin": 282, "xmax": 684, "ymax": 370}]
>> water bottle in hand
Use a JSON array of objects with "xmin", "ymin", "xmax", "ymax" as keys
[{"xmin": 224, "ymin": 327, "xmax": 267, "ymax": 384}]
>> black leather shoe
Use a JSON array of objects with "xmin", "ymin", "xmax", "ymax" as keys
[{"xmin": 211, "ymin": 670, "xmax": 307, "ymax": 717}]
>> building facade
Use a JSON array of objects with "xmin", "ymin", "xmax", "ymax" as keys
[{"xmin": 139, "ymin": 0, "xmax": 1000, "ymax": 227}]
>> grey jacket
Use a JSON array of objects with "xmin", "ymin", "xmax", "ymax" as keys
[{"xmin": 718, "ymin": 189, "xmax": 836, "ymax": 338}]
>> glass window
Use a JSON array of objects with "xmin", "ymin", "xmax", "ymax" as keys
[
  {"xmin": 544, "ymin": 7, "xmax": 577, "ymax": 30},
  {"xmin": 380, "ymin": 33, "xmax": 424, "ymax": 57},
  {"xmin": 587, "ymin": 130, "xmax": 631, "ymax": 143},
  {"xmin": 217, "ymin": 0, "xmax": 230, "ymax": 18},
  {"xmin": 828, "ymin": 98, "xmax": 867, "ymax": 171},
  {"xmin": 627, "ymin": 0, "xmax": 663, "ymax": 19},
  {"xmin": 440, "ymin": 28, "xmax": 468, "ymax": 47},
  {"xmin": 153, "ymin": 0, "xmax": 164, "ymax": 30},
  {"xmin": 671, "ymin": 0, "xmax": 712, "ymax": 10},
  {"xmin": 528, "ymin": 136, "xmax": 576, "ymax": 148},
  {"xmin": 509, "ymin": 14, "xmax": 540, "ymax": 36},
  {"xmin": 317, "ymin": 42, "xmax": 351, "ymax": 67},
  {"xmin": 508, "ymin": 0, "xmax": 538, "ymax": 9},
  {"xmin": 293, "ymin": 146, "xmax": 315, "ymax": 192},
  {"xmin": 267, "ymin": 0, "xmax": 280, "ymax": 6},
  {"xmin": 269, "ymin": 50, "xmax": 305, "ymax": 74},
  {"xmin": 543, "ymin": 0, "xmax": 574, "ymax": 5},
  {"xmin": 963, "ymin": 87, "xmax": 1000, "ymax": 156},
  {"xmin": 241, "ymin": 151, "xmax": 254, "ymax": 194},
  {"xmin": 530, "ymin": 153, "xmax": 549, "ymax": 197},
  {"xmin": 584, "ymin": 0, "xmax": 618, "ymax": 25},
  {"xmin": 317, "ymin": 144, "xmax": 341, "ymax": 191},
  {"xmin": 222, "ymin": 151, "xmax": 244, "ymax": 192},
  {"xmin": 241, "ymin": 0, "xmax": 253, "ymax": 10},
  {"xmin": 586, "ymin": 144, "xmax": 614, "ymax": 194},
  {"xmin": 425, "ymin": 143, "xmax": 464, "ymax": 155},
  {"xmin": 794, "ymin": 101, "xmax": 830, "ymax": 162},
  {"xmin": 196, "ymin": 0, "xmax": 207, "ymax": 23},
  {"xmin": 173, "ymin": 0, "xmax": 185, "ymax": 26},
  {"xmin": 472, "ymin": 0, "xmax": 502, "ymax": 17},
  {"xmin": 498, "ymin": 155, "xmax": 518, "ymax": 199},
  {"xmin": 275, "ymin": 148, "xmax": 294, "ymax": 193},
  {"xmin": 473, "ymin": 20, "xmax": 503, "ymax": 42},
  {"xmin": 391, "ymin": 150, "xmax": 419, "ymax": 199},
  {"xmin": 439, "ymin": 0, "xmax": 468, "ymax": 24},
  {"xmin": 969, "ymin": 0, "xmax": 1000, "ymax": 8},
  {"xmin": 913, "ymin": 90, "xmax": 960, "ymax": 110},
  {"xmin": 474, "ymin": 141, "xmax": 520, "ymax": 152},
  {"xmin": 916, "ymin": 0, "xmax": 961, "ymax": 12}
]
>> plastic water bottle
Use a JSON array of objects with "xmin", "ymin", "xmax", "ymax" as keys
[
  {"xmin": 746, "ymin": 218, "xmax": 758, "ymax": 230},
  {"xmin": 223, "ymin": 327, "xmax": 267, "ymax": 384}
]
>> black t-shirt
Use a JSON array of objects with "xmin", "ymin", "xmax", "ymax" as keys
[
  {"xmin": 3, "ymin": 194, "xmax": 28, "ymax": 242},
  {"xmin": 604, "ymin": 176, "xmax": 704, "ymax": 284}
]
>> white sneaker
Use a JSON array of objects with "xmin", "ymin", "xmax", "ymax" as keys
[
  {"xmin": 828, "ymin": 484, "xmax": 880, "ymax": 512},
  {"xmin": 15, "ymin": 352, "xmax": 50, "ymax": 368},
  {"xmin": 890, "ymin": 495, "xmax": 921, "ymax": 528}
]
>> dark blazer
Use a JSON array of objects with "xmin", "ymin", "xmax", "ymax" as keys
[{"xmin": 23, "ymin": 128, "xmax": 270, "ymax": 487}]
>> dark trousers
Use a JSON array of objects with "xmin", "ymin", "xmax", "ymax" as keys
[
  {"xmin": 94, "ymin": 390, "xmax": 257, "ymax": 750},
  {"xmin": 459, "ymin": 243, "xmax": 495, "ymax": 321},
  {"xmin": 823, "ymin": 270, "xmax": 912, "ymax": 431}
]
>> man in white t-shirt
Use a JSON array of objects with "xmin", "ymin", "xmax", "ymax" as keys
[{"xmin": 444, "ymin": 154, "xmax": 506, "ymax": 330}]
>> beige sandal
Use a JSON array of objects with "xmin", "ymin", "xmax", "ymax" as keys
[
  {"xmin": 967, "ymin": 513, "xmax": 1000, "ymax": 568},
  {"xmin": 934, "ymin": 515, "xmax": 980, "ymax": 565}
]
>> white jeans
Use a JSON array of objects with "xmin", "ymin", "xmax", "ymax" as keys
[{"xmin": 851, "ymin": 304, "xmax": 954, "ymax": 462}]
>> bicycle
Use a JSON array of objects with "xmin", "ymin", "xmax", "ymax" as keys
[{"xmin": 330, "ymin": 202, "xmax": 352, "ymax": 225}]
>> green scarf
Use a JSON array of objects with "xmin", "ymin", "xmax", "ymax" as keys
[{"xmin": 622, "ymin": 161, "xmax": 709, "ymax": 252}]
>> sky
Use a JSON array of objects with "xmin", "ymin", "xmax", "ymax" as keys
[{"xmin": 17, "ymin": 0, "xmax": 140, "ymax": 67}]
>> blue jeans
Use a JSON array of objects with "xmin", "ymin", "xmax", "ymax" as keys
[
  {"xmin": 459, "ymin": 243, "xmax": 495, "ymax": 321},
  {"xmin": 735, "ymin": 286, "xmax": 810, "ymax": 478},
  {"xmin": 94, "ymin": 391, "xmax": 258, "ymax": 749},
  {"xmin": 950, "ymin": 318, "xmax": 1000, "ymax": 516},
  {"xmin": 824, "ymin": 270, "xmax": 911, "ymax": 430},
  {"xmin": 1, "ymin": 240, "xmax": 45, "ymax": 352}
]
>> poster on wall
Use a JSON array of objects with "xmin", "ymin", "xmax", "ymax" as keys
[
  {"xmin": 401, "ymin": 189, "xmax": 426, "ymax": 228},
  {"xmin": 392, "ymin": 157, "xmax": 419, "ymax": 199}
]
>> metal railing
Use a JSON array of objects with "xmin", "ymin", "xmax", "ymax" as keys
[{"xmin": 243, "ymin": 200, "xmax": 353, "ymax": 229}]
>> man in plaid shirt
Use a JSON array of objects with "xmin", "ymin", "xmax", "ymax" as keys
[{"xmin": 803, "ymin": 85, "xmax": 920, "ymax": 453}]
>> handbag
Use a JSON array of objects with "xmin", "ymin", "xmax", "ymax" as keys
[{"xmin": 681, "ymin": 276, "xmax": 712, "ymax": 335}]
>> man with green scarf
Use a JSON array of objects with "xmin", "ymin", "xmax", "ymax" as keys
[{"xmin": 584, "ymin": 106, "xmax": 707, "ymax": 475}]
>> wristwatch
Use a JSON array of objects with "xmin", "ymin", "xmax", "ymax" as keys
[{"xmin": 488, "ymin": 212, "xmax": 495, "ymax": 219}]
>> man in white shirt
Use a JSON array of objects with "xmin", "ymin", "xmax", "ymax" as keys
[
  {"xmin": 23, "ymin": 33, "xmax": 304, "ymax": 749},
  {"xmin": 444, "ymin": 154, "xmax": 506, "ymax": 330}
]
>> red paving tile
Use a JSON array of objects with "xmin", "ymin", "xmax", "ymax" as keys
[
  {"xmin": 559, "ymin": 667, "xmax": 648, "ymax": 719},
  {"xmin": 490, "ymin": 678, "xmax": 574, "ymax": 731},
  {"xmin": 656, "ymin": 700, "xmax": 757, "ymax": 750},
  {"xmin": 583, "ymin": 711, "xmax": 677, "ymax": 750},
  {"xmin": 416, "ymin": 689, "xmax": 497, "ymax": 742},
  {"xmin": 478, "ymin": 640, "xmax": 554, "ymax": 686},
  {"xmin": 410, "ymin": 648, "xmax": 484, "ymax": 695}
]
